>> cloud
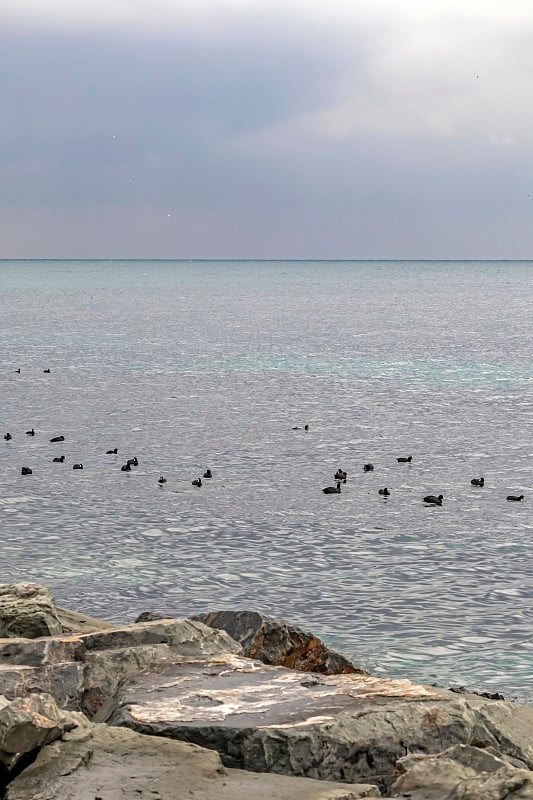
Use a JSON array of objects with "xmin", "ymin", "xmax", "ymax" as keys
[{"xmin": 1, "ymin": 1, "xmax": 533, "ymax": 257}]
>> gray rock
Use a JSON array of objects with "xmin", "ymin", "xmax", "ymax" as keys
[
  {"xmin": 5, "ymin": 721, "xmax": 381, "ymax": 799},
  {"xmin": 0, "ymin": 584, "xmax": 113, "ymax": 640},
  {"xmin": 390, "ymin": 743, "xmax": 533, "ymax": 799},
  {"xmin": 96, "ymin": 653, "xmax": 533, "ymax": 792},
  {"xmin": 193, "ymin": 610, "xmax": 367, "ymax": 674},
  {"xmin": 0, "ymin": 585, "xmax": 61, "ymax": 639},
  {"xmin": 78, "ymin": 617, "xmax": 242, "ymax": 658},
  {"xmin": 80, "ymin": 620, "xmax": 241, "ymax": 714},
  {"xmin": 82, "ymin": 643, "xmax": 174, "ymax": 716},
  {"xmin": 134, "ymin": 611, "xmax": 170, "ymax": 623},
  {"xmin": 54, "ymin": 606, "xmax": 115, "ymax": 634},
  {"xmin": 0, "ymin": 693, "xmax": 68, "ymax": 756},
  {"xmin": 0, "ymin": 661, "xmax": 84, "ymax": 710},
  {"xmin": 0, "ymin": 692, "xmax": 74, "ymax": 787},
  {"xmin": 0, "ymin": 618, "xmax": 243, "ymax": 713},
  {"xmin": 1, "ymin": 595, "xmax": 532, "ymax": 797}
]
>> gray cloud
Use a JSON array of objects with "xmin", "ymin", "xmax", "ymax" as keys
[{"xmin": 1, "ymin": 3, "xmax": 533, "ymax": 257}]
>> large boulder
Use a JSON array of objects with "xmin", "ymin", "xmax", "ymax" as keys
[
  {"xmin": 0, "ymin": 618, "xmax": 243, "ymax": 713},
  {"xmin": 0, "ymin": 585, "xmax": 62, "ymax": 639},
  {"xmin": 0, "ymin": 693, "xmax": 74, "ymax": 791},
  {"xmin": 390, "ymin": 743, "xmax": 533, "ymax": 799},
  {"xmin": 5, "ymin": 720, "xmax": 380, "ymax": 799},
  {"xmin": 96, "ymin": 653, "xmax": 533, "ymax": 794},
  {"xmin": 193, "ymin": 610, "xmax": 366, "ymax": 675},
  {"xmin": 0, "ymin": 584, "xmax": 114, "ymax": 640},
  {"xmin": 0, "ymin": 693, "xmax": 68, "ymax": 758}
]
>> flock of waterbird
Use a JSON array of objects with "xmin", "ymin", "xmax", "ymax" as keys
[
  {"xmin": 2, "ymin": 424, "xmax": 527, "ymax": 503},
  {"xmin": 4, "ymin": 366, "xmax": 216, "ymax": 487},
  {"xmin": 306, "ymin": 429, "xmax": 524, "ymax": 503},
  {"xmin": 321, "ymin": 456, "xmax": 524, "ymax": 503},
  {"xmin": 2, "ymin": 370, "xmax": 527, "ymax": 503},
  {"xmin": 2, "ymin": 426, "xmax": 212, "ymax": 488}
]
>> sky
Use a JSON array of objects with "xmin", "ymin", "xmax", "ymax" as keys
[{"xmin": 1, "ymin": 0, "xmax": 533, "ymax": 258}]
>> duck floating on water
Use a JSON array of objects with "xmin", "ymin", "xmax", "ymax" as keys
[
  {"xmin": 203, "ymin": 469, "xmax": 212, "ymax": 478},
  {"xmin": 158, "ymin": 476, "xmax": 167, "ymax": 484},
  {"xmin": 397, "ymin": 455, "xmax": 412, "ymax": 463},
  {"xmin": 106, "ymin": 448, "xmax": 118, "ymax": 455},
  {"xmin": 21, "ymin": 467, "xmax": 32, "ymax": 475},
  {"xmin": 4, "ymin": 433, "xmax": 12, "ymax": 441},
  {"xmin": 507, "ymin": 494, "xmax": 524, "ymax": 502},
  {"xmin": 53, "ymin": 456, "xmax": 65, "ymax": 463},
  {"xmin": 323, "ymin": 481, "xmax": 341, "ymax": 494},
  {"xmin": 192, "ymin": 478, "xmax": 202, "ymax": 487},
  {"xmin": 378, "ymin": 488, "xmax": 390, "ymax": 496},
  {"xmin": 26, "ymin": 428, "xmax": 35, "ymax": 436},
  {"xmin": 471, "ymin": 477, "xmax": 484, "ymax": 487},
  {"xmin": 423, "ymin": 494, "xmax": 443, "ymax": 505},
  {"xmin": 334, "ymin": 469, "xmax": 347, "ymax": 481},
  {"xmin": 363, "ymin": 463, "xmax": 374, "ymax": 472},
  {"xmin": 50, "ymin": 435, "xmax": 65, "ymax": 443},
  {"xmin": 73, "ymin": 463, "xmax": 83, "ymax": 470}
]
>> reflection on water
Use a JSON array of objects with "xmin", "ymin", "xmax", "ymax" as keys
[{"xmin": 0, "ymin": 260, "xmax": 531, "ymax": 703}]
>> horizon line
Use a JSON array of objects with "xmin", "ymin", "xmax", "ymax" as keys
[{"xmin": 1, "ymin": 257, "xmax": 532, "ymax": 263}]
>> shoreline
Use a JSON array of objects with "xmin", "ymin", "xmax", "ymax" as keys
[{"xmin": 1, "ymin": 582, "xmax": 532, "ymax": 797}]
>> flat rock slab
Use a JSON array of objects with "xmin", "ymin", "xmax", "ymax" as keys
[
  {"xmin": 54, "ymin": 606, "xmax": 116, "ymax": 634},
  {"xmin": 6, "ymin": 722, "xmax": 380, "ymax": 799},
  {"xmin": 96, "ymin": 653, "xmax": 533, "ymax": 792},
  {"xmin": 0, "ymin": 619, "xmax": 243, "ymax": 712}
]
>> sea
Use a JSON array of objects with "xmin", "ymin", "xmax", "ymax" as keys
[{"xmin": 0, "ymin": 259, "xmax": 531, "ymax": 703}]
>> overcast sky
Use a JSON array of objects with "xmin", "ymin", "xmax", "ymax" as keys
[{"xmin": 1, "ymin": 0, "xmax": 533, "ymax": 258}]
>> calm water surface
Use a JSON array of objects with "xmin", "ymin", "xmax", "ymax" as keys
[{"xmin": 0, "ymin": 260, "xmax": 532, "ymax": 702}]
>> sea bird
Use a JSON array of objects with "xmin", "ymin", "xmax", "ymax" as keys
[
  {"xmin": 471, "ymin": 477, "xmax": 484, "ymax": 487},
  {"xmin": 334, "ymin": 469, "xmax": 347, "ymax": 481},
  {"xmin": 378, "ymin": 488, "xmax": 390, "ymax": 496},
  {"xmin": 127, "ymin": 457, "xmax": 139, "ymax": 467},
  {"xmin": 507, "ymin": 494, "xmax": 524, "ymax": 502},
  {"xmin": 73, "ymin": 463, "xmax": 83, "ymax": 470},
  {"xmin": 158, "ymin": 476, "xmax": 167, "ymax": 484},
  {"xmin": 21, "ymin": 467, "xmax": 32, "ymax": 475},
  {"xmin": 203, "ymin": 469, "xmax": 212, "ymax": 478},
  {"xmin": 50, "ymin": 435, "xmax": 65, "ymax": 443},
  {"xmin": 192, "ymin": 478, "xmax": 202, "ymax": 487},
  {"xmin": 323, "ymin": 481, "xmax": 341, "ymax": 494},
  {"xmin": 25, "ymin": 428, "xmax": 35, "ymax": 436},
  {"xmin": 4, "ymin": 433, "xmax": 12, "ymax": 441},
  {"xmin": 121, "ymin": 463, "xmax": 132, "ymax": 471},
  {"xmin": 53, "ymin": 456, "xmax": 65, "ymax": 463},
  {"xmin": 363, "ymin": 463, "xmax": 374, "ymax": 472},
  {"xmin": 106, "ymin": 448, "xmax": 118, "ymax": 454},
  {"xmin": 423, "ymin": 494, "xmax": 443, "ymax": 505},
  {"xmin": 397, "ymin": 455, "xmax": 412, "ymax": 463}
]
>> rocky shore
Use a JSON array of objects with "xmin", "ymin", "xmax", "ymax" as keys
[{"xmin": 0, "ymin": 583, "xmax": 532, "ymax": 799}]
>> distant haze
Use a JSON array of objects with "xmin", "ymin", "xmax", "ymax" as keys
[{"xmin": 1, "ymin": 0, "xmax": 533, "ymax": 258}]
